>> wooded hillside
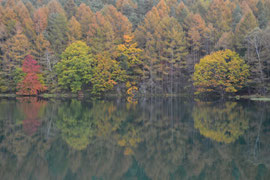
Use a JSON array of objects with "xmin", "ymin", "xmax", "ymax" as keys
[{"xmin": 0, "ymin": 0, "xmax": 270, "ymax": 96}]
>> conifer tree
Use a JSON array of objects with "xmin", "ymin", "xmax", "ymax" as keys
[
  {"xmin": 64, "ymin": 0, "xmax": 77, "ymax": 19},
  {"xmin": 76, "ymin": 3, "xmax": 94, "ymax": 39},
  {"xmin": 45, "ymin": 13, "xmax": 68, "ymax": 56},
  {"xmin": 68, "ymin": 16, "xmax": 82, "ymax": 43}
]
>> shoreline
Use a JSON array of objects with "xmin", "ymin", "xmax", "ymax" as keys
[{"xmin": 1, "ymin": 93, "xmax": 270, "ymax": 101}]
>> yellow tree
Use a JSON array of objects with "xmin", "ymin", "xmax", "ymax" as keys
[
  {"xmin": 91, "ymin": 53, "xmax": 126, "ymax": 95},
  {"xmin": 193, "ymin": 50, "xmax": 249, "ymax": 96},
  {"xmin": 116, "ymin": 35, "xmax": 143, "ymax": 95}
]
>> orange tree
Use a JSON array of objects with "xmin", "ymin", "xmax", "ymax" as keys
[{"xmin": 193, "ymin": 49, "xmax": 249, "ymax": 96}]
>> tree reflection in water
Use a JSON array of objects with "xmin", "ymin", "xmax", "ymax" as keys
[
  {"xmin": 0, "ymin": 98, "xmax": 269, "ymax": 179},
  {"xmin": 193, "ymin": 101, "xmax": 249, "ymax": 143}
]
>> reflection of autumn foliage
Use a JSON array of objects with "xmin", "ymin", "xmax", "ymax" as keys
[
  {"xmin": 92, "ymin": 101, "xmax": 141, "ymax": 155},
  {"xmin": 56, "ymin": 100, "xmax": 142, "ymax": 154},
  {"xmin": 56, "ymin": 100, "xmax": 95, "ymax": 150},
  {"xmin": 193, "ymin": 101, "xmax": 249, "ymax": 143},
  {"xmin": 117, "ymin": 127, "xmax": 141, "ymax": 155},
  {"xmin": 18, "ymin": 97, "xmax": 47, "ymax": 136}
]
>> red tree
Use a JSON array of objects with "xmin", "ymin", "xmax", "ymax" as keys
[{"xmin": 16, "ymin": 55, "xmax": 47, "ymax": 95}]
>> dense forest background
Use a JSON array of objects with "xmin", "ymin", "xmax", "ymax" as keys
[{"xmin": 0, "ymin": 0, "xmax": 270, "ymax": 96}]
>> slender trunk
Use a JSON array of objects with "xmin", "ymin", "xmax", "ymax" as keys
[{"xmin": 255, "ymin": 42, "xmax": 265, "ymax": 95}]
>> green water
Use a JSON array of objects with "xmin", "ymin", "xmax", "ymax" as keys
[{"xmin": 0, "ymin": 97, "xmax": 269, "ymax": 180}]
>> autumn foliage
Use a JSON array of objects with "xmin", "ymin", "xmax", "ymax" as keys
[
  {"xmin": 193, "ymin": 50, "xmax": 249, "ymax": 96},
  {"xmin": 16, "ymin": 55, "xmax": 47, "ymax": 95},
  {"xmin": 0, "ymin": 0, "xmax": 270, "ymax": 96}
]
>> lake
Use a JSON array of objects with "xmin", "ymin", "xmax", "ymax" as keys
[{"xmin": 0, "ymin": 97, "xmax": 269, "ymax": 180}]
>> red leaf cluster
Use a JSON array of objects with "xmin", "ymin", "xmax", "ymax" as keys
[{"xmin": 16, "ymin": 55, "xmax": 47, "ymax": 95}]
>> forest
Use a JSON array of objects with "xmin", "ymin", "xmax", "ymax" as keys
[{"xmin": 0, "ymin": 0, "xmax": 270, "ymax": 97}]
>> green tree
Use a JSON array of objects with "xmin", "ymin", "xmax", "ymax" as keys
[
  {"xmin": 45, "ymin": 13, "xmax": 68, "ymax": 56},
  {"xmin": 232, "ymin": 4, "xmax": 242, "ymax": 31},
  {"xmin": 193, "ymin": 49, "xmax": 249, "ymax": 96},
  {"xmin": 55, "ymin": 41, "xmax": 93, "ymax": 93}
]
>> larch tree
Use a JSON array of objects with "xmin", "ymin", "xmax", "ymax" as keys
[
  {"xmin": 186, "ymin": 14, "xmax": 207, "ymax": 55},
  {"xmin": 1, "ymin": 29, "xmax": 32, "ymax": 91},
  {"xmin": 135, "ymin": 0, "xmax": 172, "ymax": 93},
  {"xmin": 135, "ymin": 0, "xmax": 169, "ymax": 49},
  {"xmin": 256, "ymin": 0, "xmax": 268, "ymax": 29},
  {"xmin": 33, "ymin": 7, "xmax": 49, "ymax": 34},
  {"xmin": 64, "ymin": 0, "xmax": 77, "ymax": 19},
  {"xmin": 115, "ymin": 0, "xmax": 138, "ymax": 26},
  {"xmin": 101, "ymin": 5, "xmax": 132, "ymax": 43},
  {"xmin": 67, "ymin": 16, "xmax": 82, "ymax": 43},
  {"xmin": 153, "ymin": 16, "xmax": 188, "ymax": 93},
  {"xmin": 234, "ymin": 9, "xmax": 258, "ymax": 53},
  {"xmin": 47, "ymin": 0, "xmax": 66, "ymax": 16},
  {"xmin": 76, "ymin": 3, "xmax": 94, "ymax": 39},
  {"xmin": 87, "ymin": 12, "xmax": 115, "ymax": 54},
  {"xmin": 2, "ymin": 30, "xmax": 31, "ymax": 73},
  {"xmin": 33, "ymin": 33, "xmax": 50, "ymax": 64},
  {"xmin": 1, "ymin": 7, "xmax": 18, "ymax": 38},
  {"xmin": 232, "ymin": 4, "xmax": 243, "ymax": 31},
  {"xmin": 4, "ymin": 0, "xmax": 18, "ymax": 8},
  {"xmin": 207, "ymin": 0, "xmax": 233, "ymax": 42},
  {"xmin": 14, "ymin": 1, "xmax": 35, "ymax": 41},
  {"xmin": 175, "ymin": 1, "xmax": 190, "ymax": 26}
]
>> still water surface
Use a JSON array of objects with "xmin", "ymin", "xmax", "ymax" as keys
[{"xmin": 0, "ymin": 97, "xmax": 269, "ymax": 180}]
